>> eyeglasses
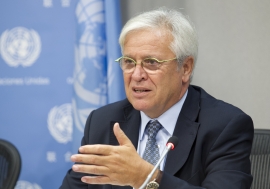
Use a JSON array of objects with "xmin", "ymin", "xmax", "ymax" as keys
[{"xmin": 115, "ymin": 56, "xmax": 177, "ymax": 74}]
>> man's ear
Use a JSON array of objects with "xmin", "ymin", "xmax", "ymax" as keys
[{"xmin": 182, "ymin": 56, "xmax": 194, "ymax": 83}]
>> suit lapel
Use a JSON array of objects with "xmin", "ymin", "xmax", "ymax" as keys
[
  {"xmin": 109, "ymin": 103, "xmax": 141, "ymax": 189},
  {"xmin": 109, "ymin": 103, "xmax": 141, "ymax": 148},
  {"xmin": 164, "ymin": 86, "xmax": 201, "ymax": 175}
]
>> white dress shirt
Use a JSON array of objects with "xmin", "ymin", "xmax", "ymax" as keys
[{"xmin": 137, "ymin": 90, "xmax": 188, "ymax": 171}]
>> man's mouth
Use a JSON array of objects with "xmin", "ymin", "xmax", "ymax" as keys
[
  {"xmin": 134, "ymin": 89, "xmax": 149, "ymax": 93},
  {"xmin": 133, "ymin": 89, "xmax": 150, "ymax": 93}
]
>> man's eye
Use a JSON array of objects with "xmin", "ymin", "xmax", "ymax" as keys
[
  {"xmin": 144, "ymin": 58, "xmax": 159, "ymax": 65},
  {"xmin": 123, "ymin": 58, "xmax": 134, "ymax": 64}
]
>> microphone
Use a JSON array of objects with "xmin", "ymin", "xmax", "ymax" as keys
[{"xmin": 139, "ymin": 136, "xmax": 179, "ymax": 189}]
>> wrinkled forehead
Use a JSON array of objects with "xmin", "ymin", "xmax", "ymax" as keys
[
  {"xmin": 122, "ymin": 28, "xmax": 176, "ymax": 59},
  {"xmin": 122, "ymin": 27, "xmax": 173, "ymax": 49}
]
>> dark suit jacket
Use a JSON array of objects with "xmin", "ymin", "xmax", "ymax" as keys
[{"xmin": 60, "ymin": 85, "xmax": 254, "ymax": 189}]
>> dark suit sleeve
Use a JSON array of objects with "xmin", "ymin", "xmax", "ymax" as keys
[
  {"xmin": 159, "ymin": 113, "xmax": 254, "ymax": 189},
  {"xmin": 59, "ymin": 112, "xmax": 93, "ymax": 189}
]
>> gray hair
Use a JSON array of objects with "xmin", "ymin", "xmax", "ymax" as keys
[{"xmin": 119, "ymin": 7, "xmax": 198, "ymax": 70}]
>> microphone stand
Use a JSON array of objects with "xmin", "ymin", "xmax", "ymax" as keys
[{"xmin": 138, "ymin": 144, "xmax": 172, "ymax": 189}]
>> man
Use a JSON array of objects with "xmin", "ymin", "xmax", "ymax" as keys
[{"xmin": 60, "ymin": 8, "xmax": 253, "ymax": 189}]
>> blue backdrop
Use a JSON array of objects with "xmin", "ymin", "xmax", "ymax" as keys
[{"xmin": 0, "ymin": 0, "xmax": 125, "ymax": 188}]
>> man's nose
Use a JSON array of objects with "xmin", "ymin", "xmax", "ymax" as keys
[{"xmin": 131, "ymin": 64, "xmax": 148, "ymax": 81}]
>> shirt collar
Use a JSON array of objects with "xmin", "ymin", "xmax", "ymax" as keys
[{"xmin": 139, "ymin": 89, "xmax": 188, "ymax": 140}]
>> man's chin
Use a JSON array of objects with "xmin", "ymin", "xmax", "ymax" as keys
[{"xmin": 131, "ymin": 102, "xmax": 150, "ymax": 112}]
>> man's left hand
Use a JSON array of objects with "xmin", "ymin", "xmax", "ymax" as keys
[{"xmin": 70, "ymin": 122, "xmax": 154, "ymax": 188}]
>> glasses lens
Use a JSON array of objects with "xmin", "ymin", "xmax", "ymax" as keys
[
  {"xmin": 120, "ymin": 57, "xmax": 135, "ymax": 72},
  {"xmin": 142, "ymin": 58, "xmax": 160, "ymax": 71}
]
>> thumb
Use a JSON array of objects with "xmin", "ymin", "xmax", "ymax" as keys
[{"xmin": 113, "ymin": 122, "xmax": 133, "ymax": 147}]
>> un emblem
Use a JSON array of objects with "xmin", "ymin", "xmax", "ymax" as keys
[
  {"xmin": 15, "ymin": 180, "xmax": 42, "ymax": 189},
  {"xmin": 0, "ymin": 27, "xmax": 41, "ymax": 67},
  {"xmin": 73, "ymin": 0, "xmax": 108, "ymax": 132},
  {"xmin": 47, "ymin": 103, "xmax": 73, "ymax": 144}
]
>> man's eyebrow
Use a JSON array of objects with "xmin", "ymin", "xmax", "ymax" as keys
[
  {"xmin": 123, "ymin": 55, "xmax": 160, "ymax": 59},
  {"xmin": 122, "ymin": 54, "xmax": 133, "ymax": 58}
]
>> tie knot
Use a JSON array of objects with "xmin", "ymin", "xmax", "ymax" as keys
[{"xmin": 146, "ymin": 120, "xmax": 162, "ymax": 139}]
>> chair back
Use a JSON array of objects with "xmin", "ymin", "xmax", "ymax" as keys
[
  {"xmin": 0, "ymin": 139, "xmax": 21, "ymax": 189},
  {"xmin": 250, "ymin": 129, "xmax": 270, "ymax": 189}
]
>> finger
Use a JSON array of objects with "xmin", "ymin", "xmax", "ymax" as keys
[
  {"xmin": 72, "ymin": 164, "xmax": 109, "ymax": 176},
  {"xmin": 71, "ymin": 154, "xmax": 108, "ymax": 165},
  {"xmin": 81, "ymin": 175, "xmax": 113, "ymax": 185},
  {"xmin": 79, "ymin": 144, "xmax": 112, "ymax": 155},
  {"xmin": 113, "ymin": 122, "xmax": 133, "ymax": 146}
]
